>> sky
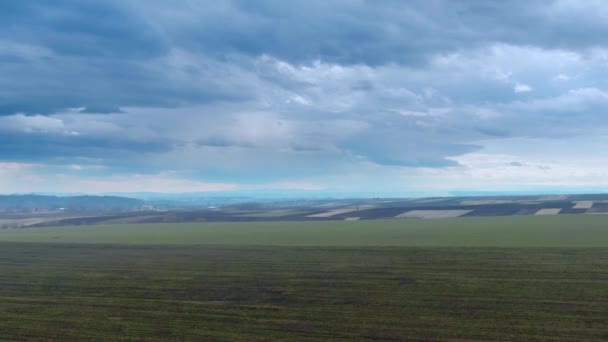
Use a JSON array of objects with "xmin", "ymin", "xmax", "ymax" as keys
[{"xmin": 2, "ymin": 0, "xmax": 608, "ymax": 196}]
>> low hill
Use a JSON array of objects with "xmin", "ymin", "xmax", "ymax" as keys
[{"xmin": 0, "ymin": 195, "xmax": 143, "ymax": 213}]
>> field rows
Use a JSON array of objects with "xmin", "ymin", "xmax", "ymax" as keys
[{"xmin": 1, "ymin": 244, "xmax": 608, "ymax": 340}]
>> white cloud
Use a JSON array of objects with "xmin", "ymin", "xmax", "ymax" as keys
[
  {"xmin": 0, "ymin": 40, "xmax": 53, "ymax": 60},
  {"xmin": 514, "ymin": 83, "xmax": 533, "ymax": 93},
  {"xmin": 0, "ymin": 115, "xmax": 65, "ymax": 134}
]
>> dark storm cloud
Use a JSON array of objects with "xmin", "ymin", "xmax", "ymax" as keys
[
  {"xmin": 3, "ymin": 0, "xmax": 608, "ymax": 116},
  {"xmin": 159, "ymin": 0, "xmax": 608, "ymax": 64},
  {"xmin": 0, "ymin": 131, "xmax": 175, "ymax": 162},
  {"xmin": 0, "ymin": 0, "xmax": 165, "ymax": 58},
  {"xmin": 0, "ymin": 0, "xmax": 249, "ymax": 115},
  {"xmin": 195, "ymin": 137, "xmax": 255, "ymax": 149}
]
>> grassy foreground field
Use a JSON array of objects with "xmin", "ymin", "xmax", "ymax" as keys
[
  {"xmin": 2, "ymin": 214, "xmax": 608, "ymax": 246},
  {"xmin": 2, "ymin": 215, "xmax": 608, "ymax": 340}
]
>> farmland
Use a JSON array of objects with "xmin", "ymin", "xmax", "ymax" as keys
[
  {"xmin": 3, "ymin": 214, "xmax": 608, "ymax": 247},
  {"xmin": 9, "ymin": 193, "xmax": 608, "ymax": 228},
  {"xmin": 1, "ymin": 215, "xmax": 608, "ymax": 340}
]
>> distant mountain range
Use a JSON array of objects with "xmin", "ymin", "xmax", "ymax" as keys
[{"xmin": 0, "ymin": 195, "xmax": 143, "ymax": 213}]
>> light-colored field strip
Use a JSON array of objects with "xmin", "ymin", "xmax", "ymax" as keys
[
  {"xmin": 307, "ymin": 209, "xmax": 359, "ymax": 218},
  {"xmin": 538, "ymin": 195, "xmax": 568, "ymax": 201},
  {"xmin": 0, "ymin": 218, "xmax": 49, "ymax": 228},
  {"xmin": 395, "ymin": 210, "xmax": 473, "ymax": 219},
  {"xmin": 357, "ymin": 205, "xmax": 376, "ymax": 210},
  {"xmin": 235, "ymin": 210, "xmax": 309, "ymax": 218},
  {"xmin": 344, "ymin": 217, "xmax": 360, "ymax": 221},
  {"xmin": 573, "ymin": 201, "xmax": 594, "ymax": 209},
  {"xmin": 461, "ymin": 200, "xmax": 514, "ymax": 205},
  {"xmin": 315, "ymin": 202, "xmax": 348, "ymax": 207},
  {"xmin": 412, "ymin": 198, "xmax": 447, "ymax": 204},
  {"xmin": 535, "ymin": 208, "xmax": 562, "ymax": 215}
]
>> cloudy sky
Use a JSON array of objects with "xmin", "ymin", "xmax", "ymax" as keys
[{"xmin": 2, "ymin": 0, "xmax": 608, "ymax": 195}]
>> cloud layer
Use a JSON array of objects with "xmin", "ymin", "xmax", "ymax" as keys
[{"xmin": 2, "ymin": 0, "xmax": 608, "ymax": 193}]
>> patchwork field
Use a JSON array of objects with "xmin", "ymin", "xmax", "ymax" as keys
[
  {"xmin": 2, "ymin": 215, "xmax": 608, "ymax": 340},
  {"xmin": 235, "ymin": 210, "xmax": 310, "ymax": 218},
  {"xmin": 573, "ymin": 201, "xmax": 594, "ymax": 209},
  {"xmin": 343, "ymin": 217, "xmax": 360, "ymax": 221},
  {"xmin": 10, "ymin": 193, "xmax": 608, "ymax": 228},
  {"xmin": 534, "ymin": 208, "xmax": 562, "ymax": 215},
  {"xmin": 0, "ymin": 218, "xmax": 46, "ymax": 228},
  {"xmin": 307, "ymin": 208, "xmax": 365, "ymax": 218},
  {"xmin": 395, "ymin": 209, "xmax": 472, "ymax": 219}
]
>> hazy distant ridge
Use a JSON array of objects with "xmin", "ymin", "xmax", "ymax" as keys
[{"xmin": 0, "ymin": 195, "xmax": 143, "ymax": 212}]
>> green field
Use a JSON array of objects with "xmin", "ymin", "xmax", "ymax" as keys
[
  {"xmin": 2, "ymin": 215, "xmax": 608, "ymax": 340},
  {"xmin": 2, "ymin": 214, "xmax": 608, "ymax": 246}
]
